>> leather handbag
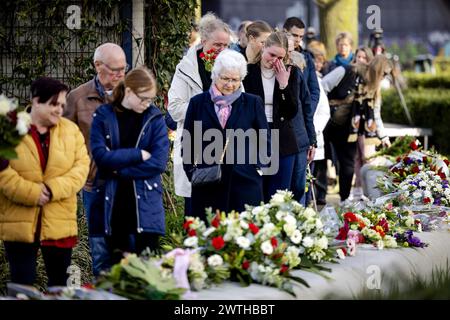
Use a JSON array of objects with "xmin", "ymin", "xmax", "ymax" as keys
[{"xmin": 191, "ymin": 138, "xmax": 230, "ymax": 187}]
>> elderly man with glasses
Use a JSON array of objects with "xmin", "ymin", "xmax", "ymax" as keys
[{"xmin": 64, "ymin": 42, "xmax": 128, "ymax": 277}]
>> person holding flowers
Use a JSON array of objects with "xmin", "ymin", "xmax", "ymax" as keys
[
  {"xmin": 0, "ymin": 77, "xmax": 90, "ymax": 287},
  {"xmin": 168, "ymin": 12, "xmax": 231, "ymax": 216}
]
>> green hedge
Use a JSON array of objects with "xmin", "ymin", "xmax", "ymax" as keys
[
  {"xmin": 381, "ymin": 88, "xmax": 450, "ymax": 156},
  {"xmin": 404, "ymin": 72, "xmax": 450, "ymax": 89}
]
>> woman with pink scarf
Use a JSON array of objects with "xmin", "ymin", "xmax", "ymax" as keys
[{"xmin": 182, "ymin": 49, "xmax": 270, "ymax": 221}]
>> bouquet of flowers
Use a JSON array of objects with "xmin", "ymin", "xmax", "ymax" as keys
[
  {"xmin": 335, "ymin": 202, "xmax": 426, "ymax": 249},
  {"xmin": 0, "ymin": 94, "xmax": 32, "ymax": 159},
  {"xmin": 377, "ymin": 141, "xmax": 449, "ymax": 195},
  {"xmin": 199, "ymin": 49, "xmax": 218, "ymax": 72},
  {"xmin": 94, "ymin": 253, "xmax": 186, "ymax": 300},
  {"xmin": 181, "ymin": 190, "xmax": 334, "ymax": 295}
]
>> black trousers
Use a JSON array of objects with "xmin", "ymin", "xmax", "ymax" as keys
[
  {"xmin": 3, "ymin": 241, "xmax": 72, "ymax": 287},
  {"xmin": 324, "ymin": 122, "xmax": 357, "ymax": 201},
  {"xmin": 105, "ymin": 232, "xmax": 160, "ymax": 266}
]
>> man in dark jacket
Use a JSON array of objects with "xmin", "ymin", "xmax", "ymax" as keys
[
  {"xmin": 284, "ymin": 17, "xmax": 320, "ymax": 204},
  {"xmin": 64, "ymin": 42, "xmax": 128, "ymax": 275}
]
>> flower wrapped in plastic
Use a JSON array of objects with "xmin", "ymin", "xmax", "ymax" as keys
[{"xmin": 0, "ymin": 94, "xmax": 31, "ymax": 160}]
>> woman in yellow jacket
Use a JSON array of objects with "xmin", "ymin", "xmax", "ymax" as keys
[{"xmin": 0, "ymin": 77, "xmax": 90, "ymax": 287}]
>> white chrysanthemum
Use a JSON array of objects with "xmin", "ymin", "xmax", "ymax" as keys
[
  {"xmin": 261, "ymin": 240, "xmax": 273, "ymax": 255},
  {"xmin": 419, "ymin": 181, "xmax": 427, "ymax": 187},
  {"xmin": 275, "ymin": 210, "xmax": 287, "ymax": 221},
  {"xmin": 283, "ymin": 223, "xmax": 296, "ymax": 237},
  {"xmin": 16, "ymin": 111, "xmax": 31, "ymax": 135},
  {"xmin": 207, "ymin": 254, "xmax": 223, "ymax": 267},
  {"xmin": 302, "ymin": 236, "xmax": 314, "ymax": 248},
  {"xmin": 236, "ymin": 236, "xmax": 251, "ymax": 249},
  {"xmin": 240, "ymin": 211, "xmax": 250, "ymax": 220},
  {"xmin": 404, "ymin": 216, "xmax": 414, "ymax": 228},
  {"xmin": 315, "ymin": 236, "xmax": 328, "ymax": 250},
  {"xmin": 290, "ymin": 229, "xmax": 303, "ymax": 244},
  {"xmin": 183, "ymin": 236, "xmax": 198, "ymax": 247}
]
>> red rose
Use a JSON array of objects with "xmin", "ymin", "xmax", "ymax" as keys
[
  {"xmin": 343, "ymin": 212, "xmax": 358, "ymax": 223},
  {"xmin": 396, "ymin": 156, "xmax": 401, "ymax": 163},
  {"xmin": 183, "ymin": 220, "xmax": 193, "ymax": 230},
  {"xmin": 280, "ymin": 265, "xmax": 289, "ymax": 274},
  {"xmin": 271, "ymin": 237, "xmax": 278, "ymax": 248},
  {"xmin": 423, "ymin": 156, "xmax": 428, "ymax": 164},
  {"xmin": 242, "ymin": 260, "xmax": 250, "ymax": 270},
  {"xmin": 444, "ymin": 159, "xmax": 449, "ymax": 166},
  {"xmin": 188, "ymin": 229, "xmax": 197, "ymax": 236},
  {"xmin": 249, "ymin": 223, "xmax": 259, "ymax": 235},
  {"xmin": 199, "ymin": 52, "xmax": 205, "ymax": 58},
  {"xmin": 336, "ymin": 221, "xmax": 349, "ymax": 240},
  {"xmin": 438, "ymin": 170, "xmax": 447, "ymax": 180},
  {"xmin": 412, "ymin": 166, "xmax": 420, "ymax": 174},
  {"xmin": 410, "ymin": 141, "xmax": 418, "ymax": 150},
  {"xmin": 423, "ymin": 197, "xmax": 431, "ymax": 204},
  {"xmin": 211, "ymin": 236, "xmax": 225, "ymax": 250}
]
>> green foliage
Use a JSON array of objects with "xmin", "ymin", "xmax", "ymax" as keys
[
  {"xmin": 0, "ymin": 0, "xmax": 125, "ymax": 102},
  {"xmin": 95, "ymin": 254, "xmax": 185, "ymax": 300},
  {"xmin": 146, "ymin": 0, "xmax": 198, "ymax": 100},
  {"xmin": 381, "ymin": 88, "xmax": 450, "ymax": 157},
  {"xmin": 386, "ymin": 41, "xmax": 429, "ymax": 69},
  {"xmin": 404, "ymin": 72, "xmax": 450, "ymax": 89}
]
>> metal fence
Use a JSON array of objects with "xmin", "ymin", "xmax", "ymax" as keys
[{"xmin": 0, "ymin": 0, "xmax": 123, "ymax": 103}]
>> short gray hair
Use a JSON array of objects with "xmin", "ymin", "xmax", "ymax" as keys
[
  {"xmin": 198, "ymin": 12, "xmax": 231, "ymax": 41},
  {"xmin": 93, "ymin": 43, "xmax": 125, "ymax": 62},
  {"xmin": 211, "ymin": 49, "xmax": 247, "ymax": 81}
]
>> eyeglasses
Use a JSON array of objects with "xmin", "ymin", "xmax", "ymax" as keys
[
  {"xmin": 133, "ymin": 91, "xmax": 154, "ymax": 105},
  {"xmin": 218, "ymin": 76, "xmax": 240, "ymax": 85},
  {"xmin": 100, "ymin": 61, "xmax": 130, "ymax": 75}
]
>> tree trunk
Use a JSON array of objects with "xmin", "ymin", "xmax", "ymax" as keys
[{"xmin": 318, "ymin": 0, "xmax": 358, "ymax": 59}]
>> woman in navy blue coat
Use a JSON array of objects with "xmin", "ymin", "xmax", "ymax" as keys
[
  {"xmin": 90, "ymin": 67, "xmax": 169, "ymax": 267},
  {"xmin": 182, "ymin": 49, "xmax": 270, "ymax": 221}
]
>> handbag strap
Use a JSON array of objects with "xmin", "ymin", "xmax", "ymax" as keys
[
  {"xmin": 193, "ymin": 136, "xmax": 230, "ymax": 167},
  {"xmin": 219, "ymin": 137, "xmax": 230, "ymax": 164}
]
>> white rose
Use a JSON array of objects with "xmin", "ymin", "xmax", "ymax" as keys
[
  {"xmin": 16, "ymin": 112, "xmax": 31, "ymax": 135},
  {"xmin": 276, "ymin": 210, "xmax": 287, "ymax": 221},
  {"xmin": 260, "ymin": 240, "xmax": 273, "ymax": 255},
  {"xmin": 290, "ymin": 229, "xmax": 303, "ymax": 244},
  {"xmin": 283, "ymin": 215, "xmax": 297, "ymax": 226},
  {"xmin": 236, "ymin": 236, "xmax": 251, "ymax": 249},
  {"xmin": 303, "ymin": 208, "xmax": 316, "ymax": 219},
  {"xmin": 240, "ymin": 220, "xmax": 249, "ymax": 229},
  {"xmin": 283, "ymin": 223, "xmax": 296, "ymax": 237},
  {"xmin": 207, "ymin": 254, "xmax": 223, "ymax": 267},
  {"xmin": 315, "ymin": 219, "xmax": 323, "ymax": 230},
  {"xmin": 302, "ymin": 236, "xmax": 314, "ymax": 248},
  {"xmin": 0, "ymin": 99, "xmax": 10, "ymax": 115},
  {"xmin": 183, "ymin": 236, "xmax": 198, "ymax": 247},
  {"xmin": 271, "ymin": 193, "xmax": 285, "ymax": 205}
]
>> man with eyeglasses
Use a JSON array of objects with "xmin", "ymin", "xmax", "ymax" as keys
[{"xmin": 64, "ymin": 42, "xmax": 128, "ymax": 277}]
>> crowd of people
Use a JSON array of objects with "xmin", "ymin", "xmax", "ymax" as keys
[{"xmin": 0, "ymin": 12, "xmax": 397, "ymax": 288}]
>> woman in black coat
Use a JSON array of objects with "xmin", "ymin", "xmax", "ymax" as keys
[
  {"xmin": 182, "ymin": 49, "xmax": 270, "ymax": 220},
  {"xmin": 243, "ymin": 31, "xmax": 301, "ymax": 202}
]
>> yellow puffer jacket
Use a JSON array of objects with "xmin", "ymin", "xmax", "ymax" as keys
[{"xmin": 0, "ymin": 118, "xmax": 90, "ymax": 243}]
